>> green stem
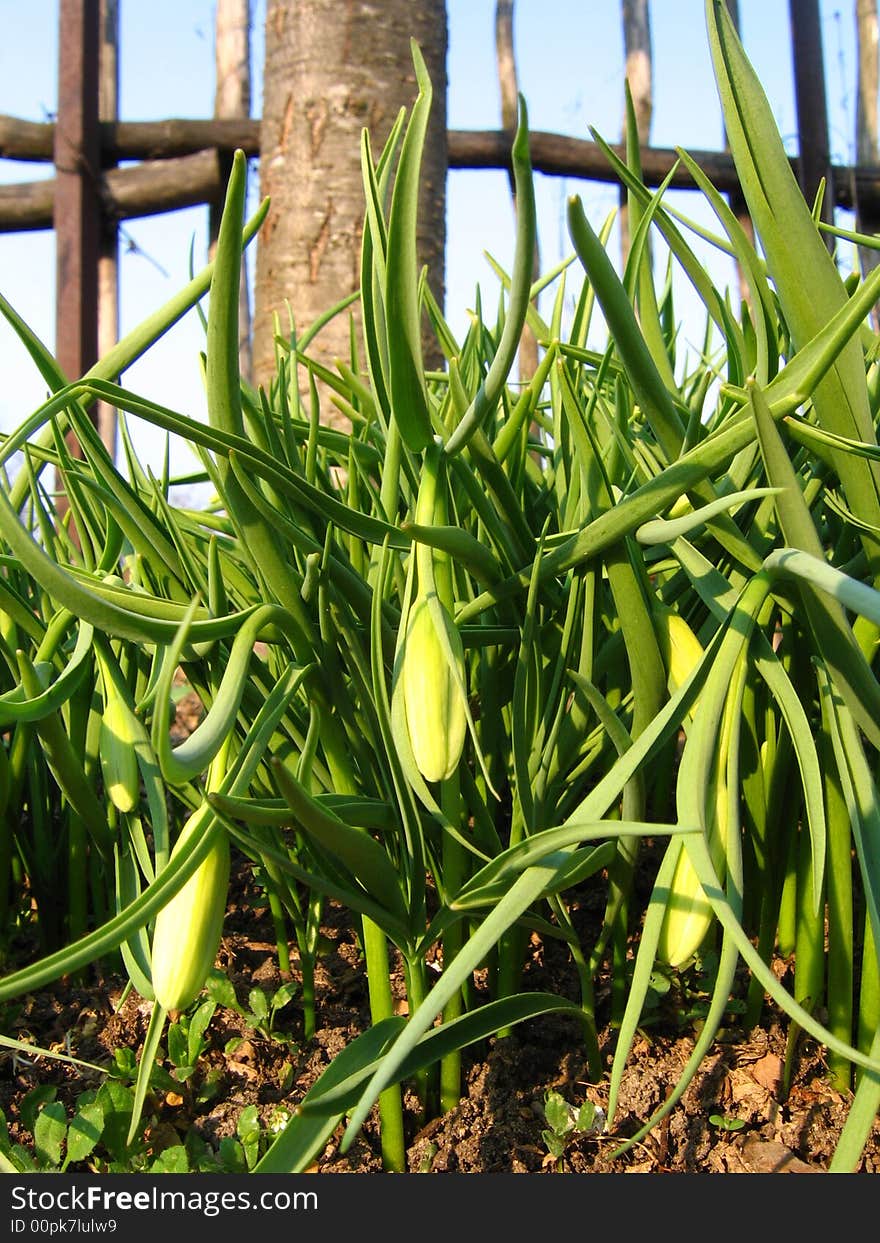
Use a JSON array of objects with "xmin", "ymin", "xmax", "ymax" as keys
[
  {"xmin": 495, "ymin": 802, "xmax": 529, "ymax": 1008},
  {"xmin": 547, "ymin": 893, "xmax": 602, "ymax": 1081},
  {"xmin": 857, "ymin": 908, "xmax": 880, "ymax": 1081},
  {"xmin": 300, "ymin": 950, "xmax": 316, "ymax": 1043},
  {"xmin": 0, "ymin": 739, "xmax": 11, "ymax": 933},
  {"xmin": 824, "ymin": 741, "xmax": 854, "ymax": 1093},
  {"xmin": 776, "ymin": 826, "xmax": 799, "ymax": 959},
  {"xmin": 362, "ymin": 916, "xmax": 406, "ymax": 1173},
  {"xmin": 67, "ymin": 812, "xmax": 88, "ymax": 957},
  {"xmin": 403, "ymin": 954, "xmax": 432, "ymax": 1120},
  {"xmin": 440, "ymin": 770, "xmax": 465, "ymax": 1113},
  {"xmin": 600, "ymin": 542, "xmax": 667, "ymax": 1025},
  {"xmin": 794, "ymin": 827, "xmax": 825, "ymax": 1015},
  {"xmin": 266, "ymin": 884, "xmax": 291, "ymax": 976}
]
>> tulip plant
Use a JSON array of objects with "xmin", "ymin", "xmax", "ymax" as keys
[{"xmin": 1, "ymin": 1, "xmax": 880, "ymax": 1174}]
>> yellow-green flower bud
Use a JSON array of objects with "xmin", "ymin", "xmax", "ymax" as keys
[{"xmin": 150, "ymin": 810, "xmax": 230, "ymax": 1012}]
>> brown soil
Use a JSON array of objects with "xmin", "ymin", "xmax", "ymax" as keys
[
  {"xmin": 5, "ymin": 677, "xmax": 876, "ymax": 1174},
  {"xmin": 2, "ymin": 847, "xmax": 878, "ymax": 1176}
]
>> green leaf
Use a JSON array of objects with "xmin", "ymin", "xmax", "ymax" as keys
[
  {"xmin": 64, "ymin": 1101, "xmax": 104, "ymax": 1166},
  {"xmin": 544, "ymin": 1090, "xmax": 574, "ymax": 1137},
  {"xmin": 750, "ymin": 379, "xmax": 880, "ymax": 754},
  {"xmin": 567, "ymin": 194, "xmax": 685, "ymax": 464},
  {"xmin": 706, "ymin": 0, "xmax": 880, "ymax": 575},
  {"xmin": 385, "ymin": 41, "xmax": 434, "ymax": 452},
  {"xmin": 149, "ymin": 1145, "xmax": 189, "ymax": 1173},
  {"xmin": 127, "ymin": 1002, "xmax": 168, "ymax": 1146},
  {"xmin": 151, "ymin": 600, "xmax": 294, "ymax": 784},
  {"xmin": 34, "ymin": 1102, "xmax": 67, "ymax": 1169},
  {"xmin": 255, "ymin": 1019, "xmax": 404, "ymax": 1174},
  {"xmin": 167, "ymin": 1020, "xmax": 189, "ymax": 1069},
  {"xmin": 682, "ymin": 830, "xmax": 880, "ymax": 1075},
  {"xmin": 247, "ymin": 989, "xmax": 269, "ymax": 1025},
  {"xmin": 1, "ymin": 197, "xmax": 268, "ymax": 514},
  {"xmin": 542, "ymin": 1130, "xmax": 566, "ymax": 1160},
  {"xmin": 0, "ymin": 664, "xmax": 304, "ymax": 1004},
  {"xmin": 271, "ymin": 982, "xmax": 299, "ymax": 1012},
  {"xmin": 20, "ymin": 1085, "xmax": 57, "ymax": 1134},
  {"xmin": 270, "ymin": 758, "xmax": 408, "ymax": 927},
  {"xmin": 237, "ymin": 1103, "xmax": 261, "ymax": 1170},
  {"xmin": 187, "ymin": 999, "xmax": 217, "ymax": 1064},
  {"xmin": 94, "ymin": 1081, "xmax": 135, "ymax": 1165},
  {"xmin": 444, "ymin": 93, "xmax": 537, "ymax": 456},
  {"xmin": 302, "ymin": 992, "xmax": 587, "ymax": 1119},
  {"xmin": 206, "ymin": 970, "xmax": 241, "ymax": 1012},
  {"xmin": 206, "ymin": 149, "xmax": 247, "ymax": 442},
  {"xmin": 635, "ymin": 487, "xmax": 781, "ymax": 545}
]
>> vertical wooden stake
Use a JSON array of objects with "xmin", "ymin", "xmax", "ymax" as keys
[
  {"xmin": 54, "ymin": 0, "xmax": 101, "ymax": 525},
  {"xmin": 54, "ymin": 0, "xmax": 101, "ymax": 389},
  {"xmin": 97, "ymin": 0, "xmax": 119, "ymax": 458},
  {"xmin": 788, "ymin": 0, "xmax": 834, "ymax": 248}
]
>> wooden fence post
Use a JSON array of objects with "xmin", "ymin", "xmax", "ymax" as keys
[
  {"xmin": 788, "ymin": 0, "xmax": 834, "ymax": 247},
  {"xmin": 97, "ymin": 0, "xmax": 119, "ymax": 457},
  {"xmin": 54, "ymin": 0, "xmax": 101, "ymax": 521},
  {"xmin": 54, "ymin": 0, "xmax": 101, "ymax": 390}
]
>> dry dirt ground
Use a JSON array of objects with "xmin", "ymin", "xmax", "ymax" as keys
[{"xmin": 3, "ymin": 847, "xmax": 879, "ymax": 1177}]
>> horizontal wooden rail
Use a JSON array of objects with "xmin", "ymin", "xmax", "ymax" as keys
[
  {"xmin": 0, "ymin": 115, "xmax": 259, "ymax": 161},
  {"xmin": 0, "ymin": 149, "xmax": 223, "ymax": 232},
  {"xmin": 0, "ymin": 114, "xmax": 877, "ymax": 230}
]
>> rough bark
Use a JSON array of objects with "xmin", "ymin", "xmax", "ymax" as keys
[
  {"xmin": 620, "ymin": 0, "xmax": 652, "ymax": 264},
  {"xmin": 253, "ymin": 0, "xmax": 448, "ymax": 408},
  {"xmin": 212, "ymin": 0, "xmax": 253, "ymax": 384},
  {"xmin": 495, "ymin": 0, "xmax": 538, "ymax": 382}
]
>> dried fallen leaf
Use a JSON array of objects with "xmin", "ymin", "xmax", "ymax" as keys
[
  {"xmin": 226, "ymin": 1060, "xmax": 259, "ymax": 1080},
  {"xmin": 738, "ymin": 1137, "xmax": 821, "ymax": 1174},
  {"xmin": 750, "ymin": 1053, "xmax": 783, "ymax": 1094}
]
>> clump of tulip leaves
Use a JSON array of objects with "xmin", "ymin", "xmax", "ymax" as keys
[{"xmin": 1, "ymin": 1, "xmax": 880, "ymax": 1173}]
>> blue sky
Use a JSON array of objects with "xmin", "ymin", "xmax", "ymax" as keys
[{"xmin": 0, "ymin": 1, "xmax": 863, "ymax": 476}]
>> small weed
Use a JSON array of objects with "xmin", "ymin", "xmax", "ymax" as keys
[
  {"xmin": 2, "ymin": 1073, "xmax": 283, "ymax": 1174},
  {"xmin": 541, "ymin": 1090, "xmax": 605, "ymax": 1171},
  {"xmin": 206, "ymin": 970, "xmax": 299, "ymax": 1045},
  {"xmin": 709, "ymin": 1113, "xmax": 746, "ymax": 1133}
]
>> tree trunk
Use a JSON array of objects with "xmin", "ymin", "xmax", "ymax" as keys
[
  {"xmin": 620, "ymin": 0, "xmax": 652, "ymax": 265},
  {"xmin": 212, "ymin": 0, "xmax": 254, "ymax": 384},
  {"xmin": 253, "ymin": 0, "xmax": 448, "ymax": 412}
]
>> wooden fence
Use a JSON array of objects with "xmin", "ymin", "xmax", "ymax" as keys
[{"xmin": 1, "ymin": 0, "xmax": 878, "ymax": 411}]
